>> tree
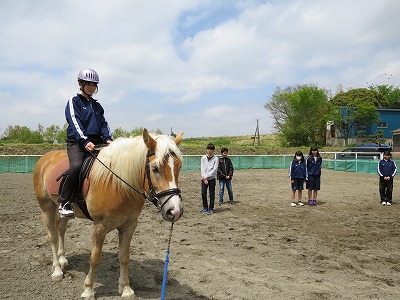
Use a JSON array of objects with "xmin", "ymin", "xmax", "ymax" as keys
[
  {"xmin": 369, "ymin": 84, "xmax": 400, "ymax": 108},
  {"xmin": 130, "ymin": 127, "xmax": 163, "ymax": 137},
  {"xmin": 2, "ymin": 125, "xmax": 44, "ymax": 143},
  {"xmin": 56, "ymin": 123, "xmax": 68, "ymax": 143},
  {"xmin": 331, "ymin": 88, "xmax": 388, "ymax": 107},
  {"xmin": 329, "ymin": 88, "xmax": 382, "ymax": 146},
  {"xmin": 112, "ymin": 127, "xmax": 164, "ymax": 139},
  {"xmin": 43, "ymin": 125, "xmax": 62, "ymax": 143},
  {"xmin": 0, "ymin": 123, "xmax": 164, "ymax": 144},
  {"xmin": 112, "ymin": 127, "xmax": 131, "ymax": 139},
  {"xmin": 265, "ymin": 85, "xmax": 329, "ymax": 146}
]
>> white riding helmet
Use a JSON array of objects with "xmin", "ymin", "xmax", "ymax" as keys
[{"xmin": 77, "ymin": 68, "xmax": 99, "ymax": 83}]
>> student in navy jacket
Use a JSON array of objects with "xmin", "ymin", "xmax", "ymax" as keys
[
  {"xmin": 289, "ymin": 151, "xmax": 307, "ymax": 207},
  {"xmin": 377, "ymin": 151, "xmax": 397, "ymax": 205},
  {"xmin": 58, "ymin": 68, "xmax": 113, "ymax": 218},
  {"xmin": 306, "ymin": 146, "xmax": 323, "ymax": 206}
]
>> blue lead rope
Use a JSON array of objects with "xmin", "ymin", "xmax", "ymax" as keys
[{"xmin": 160, "ymin": 222, "xmax": 174, "ymax": 300}]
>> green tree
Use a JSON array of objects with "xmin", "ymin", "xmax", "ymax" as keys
[
  {"xmin": 55, "ymin": 123, "xmax": 68, "ymax": 143},
  {"xmin": 2, "ymin": 125, "xmax": 32, "ymax": 142},
  {"xmin": 331, "ymin": 88, "xmax": 388, "ymax": 107},
  {"xmin": 369, "ymin": 84, "xmax": 400, "ymax": 108},
  {"xmin": 2, "ymin": 125, "xmax": 44, "ymax": 143},
  {"xmin": 265, "ymin": 85, "xmax": 329, "ymax": 146},
  {"xmin": 329, "ymin": 88, "xmax": 382, "ymax": 146},
  {"xmin": 130, "ymin": 127, "xmax": 144, "ymax": 137},
  {"xmin": 130, "ymin": 127, "xmax": 163, "ymax": 137},
  {"xmin": 112, "ymin": 127, "xmax": 131, "ymax": 138},
  {"xmin": 43, "ymin": 125, "xmax": 61, "ymax": 143}
]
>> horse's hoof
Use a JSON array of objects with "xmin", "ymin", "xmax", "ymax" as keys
[
  {"xmin": 51, "ymin": 270, "xmax": 64, "ymax": 282},
  {"xmin": 121, "ymin": 286, "xmax": 136, "ymax": 299},
  {"xmin": 80, "ymin": 289, "xmax": 95, "ymax": 300}
]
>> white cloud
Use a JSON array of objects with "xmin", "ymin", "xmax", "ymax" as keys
[{"xmin": 1, "ymin": 0, "xmax": 400, "ymax": 137}]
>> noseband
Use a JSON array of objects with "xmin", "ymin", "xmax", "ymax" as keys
[{"xmin": 145, "ymin": 152, "xmax": 182, "ymax": 210}]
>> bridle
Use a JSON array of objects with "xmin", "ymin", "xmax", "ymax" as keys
[
  {"xmin": 90, "ymin": 148, "xmax": 182, "ymax": 210},
  {"xmin": 145, "ymin": 152, "xmax": 182, "ymax": 210}
]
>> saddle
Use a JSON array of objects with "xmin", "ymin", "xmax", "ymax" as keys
[{"xmin": 47, "ymin": 155, "xmax": 97, "ymax": 220}]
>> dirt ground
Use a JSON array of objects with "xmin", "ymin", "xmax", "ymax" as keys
[{"xmin": 1, "ymin": 168, "xmax": 400, "ymax": 300}]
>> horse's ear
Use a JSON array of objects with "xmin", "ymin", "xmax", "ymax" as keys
[
  {"xmin": 143, "ymin": 128, "xmax": 157, "ymax": 152},
  {"xmin": 175, "ymin": 132, "xmax": 184, "ymax": 145}
]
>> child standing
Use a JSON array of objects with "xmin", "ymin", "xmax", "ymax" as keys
[
  {"xmin": 200, "ymin": 143, "xmax": 219, "ymax": 214},
  {"xmin": 377, "ymin": 151, "xmax": 397, "ymax": 205},
  {"xmin": 217, "ymin": 147, "xmax": 234, "ymax": 205},
  {"xmin": 306, "ymin": 146, "xmax": 323, "ymax": 206},
  {"xmin": 289, "ymin": 151, "xmax": 307, "ymax": 207}
]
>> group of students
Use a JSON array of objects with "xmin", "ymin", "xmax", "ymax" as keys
[
  {"xmin": 289, "ymin": 147, "xmax": 398, "ymax": 207},
  {"xmin": 289, "ymin": 146, "xmax": 322, "ymax": 207},
  {"xmin": 200, "ymin": 143, "xmax": 234, "ymax": 215}
]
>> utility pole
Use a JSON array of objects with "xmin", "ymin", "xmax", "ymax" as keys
[{"xmin": 253, "ymin": 119, "xmax": 260, "ymax": 146}]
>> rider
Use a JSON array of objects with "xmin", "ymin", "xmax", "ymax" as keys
[{"xmin": 58, "ymin": 68, "xmax": 113, "ymax": 218}]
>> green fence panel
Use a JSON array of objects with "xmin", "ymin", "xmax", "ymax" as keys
[
  {"xmin": 0, "ymin": 155, "xmax": 391, "ymax": 175},
  {"xmin": 182, "ymin": 155, "xmax": 201, "ymax": 171},
  {"xmin": 323, "ymin": 159, "xmax": 379, "ymax": 174},
  {"xmin": 181, "ymin": 155, "xmax": 293, "ymax": 171},
  {"xmin": 0, "ymin": 155, "xmax": 41, "ymax": 173}
]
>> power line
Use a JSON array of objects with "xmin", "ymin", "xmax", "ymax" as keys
[{"xmin": 366, "ymin": 66, "xmax": 400, "ymax": 87}]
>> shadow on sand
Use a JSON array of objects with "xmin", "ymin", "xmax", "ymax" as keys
[{"xmin": 66, "ymin": 251, "xmax": 210, "ymax": 299}]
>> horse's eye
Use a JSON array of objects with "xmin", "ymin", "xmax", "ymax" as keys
[{"xmin": 152, "ymin": 166, "xmax": 159, "ymax": 173}]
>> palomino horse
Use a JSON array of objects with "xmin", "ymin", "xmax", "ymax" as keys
[{"xmin": 33, "ymin": 129, "xmax": 184, "ymax": 299}]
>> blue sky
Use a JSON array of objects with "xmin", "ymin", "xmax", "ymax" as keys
[{"xmin": 1, "ymin": 0, "xmax": 400, "ymax": 138}]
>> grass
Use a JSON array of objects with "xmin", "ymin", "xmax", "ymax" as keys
[
  {"xmin": 180, "ymin": 134, "xmax": 343, "ymax": 155},
  {"xmin": 0, "ymin": 134, "xmax": 344, "ymax": 155}
]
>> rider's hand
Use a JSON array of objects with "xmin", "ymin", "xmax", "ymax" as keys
[{"xmin": 85, "ymin": 142, "xmax": 95, "ymax": 152}]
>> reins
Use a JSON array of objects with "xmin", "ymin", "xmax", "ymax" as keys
[
  {"xmin": 90, "ymin": 146, "xmax": 182, "ymax": 211},
  {"xmin": 89, "ymin": 150, "xmax": 158, "ymax": 207},
  {"xmin": 160, "ymin": 222, "xmax": 174, "ymax": 300}
]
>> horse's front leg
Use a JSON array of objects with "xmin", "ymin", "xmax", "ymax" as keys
[
  {"xmin": 81, "ymin": 223, "xmax": 107, "ymax": 300},
  {"xmin": 118, "ymin": 222, "xmax": 138, "ymax": 298}
]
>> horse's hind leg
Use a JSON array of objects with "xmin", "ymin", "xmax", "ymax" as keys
[
  {"xmin": 57, "ymin": 216, "xmax": 69, "ymax": 269},
  {"xmin": 118, "ymin": 222, "xmax": 138, "ymax": 298},
  {"xmin": 40, "ymin": 201, "xmax": 65, "ymax": 281}
]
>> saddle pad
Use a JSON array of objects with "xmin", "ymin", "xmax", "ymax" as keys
[
  {"xmin": 47, "ymin": 158, "xmax": 69, "ymax": 195},
  {"xmin": 47, "ymin": 158, "xmax": 90, "ymax": 197}
]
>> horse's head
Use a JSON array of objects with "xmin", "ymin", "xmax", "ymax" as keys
[{"xmin": 142, "ymin": 128, "xmax": 184, "ymax": 222}]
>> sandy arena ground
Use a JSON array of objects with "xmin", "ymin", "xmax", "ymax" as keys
[{"xmin": 0, "ymin": 168, "xmax": 399, "ymax": 300}]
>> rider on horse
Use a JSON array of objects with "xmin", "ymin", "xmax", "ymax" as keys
[{"xmin": 58, "ymin": 68, "xmax": 113, "ymax": 218}]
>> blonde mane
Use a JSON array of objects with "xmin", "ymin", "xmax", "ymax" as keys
[{"xmin": 90, "ymin": 134, "xmax": 183, "ymax": 197}]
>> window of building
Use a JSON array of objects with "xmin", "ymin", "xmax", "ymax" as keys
[{"xmin": 377, "ymin": 122, "xmax": 387, "ymax": 128}]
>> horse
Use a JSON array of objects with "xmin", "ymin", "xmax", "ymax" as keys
[{"xmin": 33, "ymin": 129, "xmax": 184, "ymax": 299}]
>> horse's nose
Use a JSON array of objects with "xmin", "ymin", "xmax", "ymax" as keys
[
  {"xmin": 164, "ymin": 207, "xmax": 183, "ymax": 222},
  {"xmin": 165, "ymin": 209, "xmax": 174, "ymax": 222}
]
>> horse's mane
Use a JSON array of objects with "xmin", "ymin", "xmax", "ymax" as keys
[{"xmin": 90, "ymin": 133, "xmax": 183, "ymax": 197}]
